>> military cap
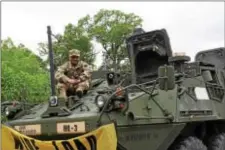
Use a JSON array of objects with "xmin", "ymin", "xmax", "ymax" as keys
[{"xmin": 69, "ymin": 49, "xmax": 80, "ymax": 57}]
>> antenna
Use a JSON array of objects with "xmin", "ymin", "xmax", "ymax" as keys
[
  {"xmin": 47, "ymin": 26, "xmax": 56, "ymax": 96},
  {"xmin": 42, "ymin": 26, "xmax": 72, "ymax": 117}
]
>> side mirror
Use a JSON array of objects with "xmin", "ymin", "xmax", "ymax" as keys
[{"xmin": 158, "ymin": 65, "xmax": 175, "ymax": 90}]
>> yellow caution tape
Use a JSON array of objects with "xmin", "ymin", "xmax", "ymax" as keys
[{"xmin": 1, "ymin": 123, "xmax": 117, "ymax": 150}]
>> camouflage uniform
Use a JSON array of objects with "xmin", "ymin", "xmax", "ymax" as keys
[{"xmin": 55, "ymin": 49, "xmax": 91, "ymax": 100}]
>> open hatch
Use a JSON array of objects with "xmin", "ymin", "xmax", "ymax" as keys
[{"xmin": 126, "ymin": 28, "xmax": 173, "ymax": 84}]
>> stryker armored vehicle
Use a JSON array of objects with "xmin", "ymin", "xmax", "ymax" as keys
[{"xmin": 3, "ymin": 26, "xmax": 225, "ymax": 150}]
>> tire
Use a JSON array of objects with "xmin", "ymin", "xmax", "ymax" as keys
[
  {"xmin": 208, "ymin": 133, "xmax": 225, "ymax": 150},
  {"xmin": 171, "ymin": 136, "xmax": 207, "ymax": 150}
]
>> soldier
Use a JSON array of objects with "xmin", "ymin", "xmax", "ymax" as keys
[{"xmin": 55, "ymin": 49, "xmax": 91, "ymax": 103}]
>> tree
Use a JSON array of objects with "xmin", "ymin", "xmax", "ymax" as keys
[
  {"xmin": 38, "ymin": 23, "xmax": 96, "ymax": 69},
  {"xmin": 1, "ymin": 38, "xmax": 50, "ymax": 102},
  {"xmin": 78, "ymin": 9, "xmax": 143, "ymax": 72}
]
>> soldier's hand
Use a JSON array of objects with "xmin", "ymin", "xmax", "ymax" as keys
[
  {"xmin": 68, "ymin": 79, "xmax": 80, "ymax": 84},
  {"xmin": 73, "ymin": 79, "xmax": 81, "ymax": 84},
  {"xmin": 68, "ymin": 79, "xmax": 77, "ymax": 84}
]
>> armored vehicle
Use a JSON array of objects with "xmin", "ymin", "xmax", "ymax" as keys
[{"xmin": 3, "ymin": 26, "xmax": 225, "ymax": 150}]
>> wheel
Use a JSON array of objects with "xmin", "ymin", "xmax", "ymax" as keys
[
  {"xmin": 208, "ymin": 133, "xmax": 225, "ymax": 150},
  {"xmin": 170, "ymin": 136, "xmax": 207, "ymax": 150}
]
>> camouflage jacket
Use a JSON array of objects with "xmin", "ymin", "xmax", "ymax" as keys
[{"xmin": 55, "ymin": 61, "xmax": 91, "ymax": 83}]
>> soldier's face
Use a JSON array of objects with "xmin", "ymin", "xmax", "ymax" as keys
[{"xmin": 70, "ymin": 55, "xmax": 79, "ymax": 65}]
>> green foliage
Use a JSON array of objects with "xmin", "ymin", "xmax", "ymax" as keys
[
  {"xmin": 38, "ymin": 23, "xmax": 96, "ymax": 69},
  {"xmin": 1, "ymin": 38, "xmax": 50, "ymax": 102},
  {"xmin": 78, "ymin": 9, "xmax": 143, "ymax": 71}
]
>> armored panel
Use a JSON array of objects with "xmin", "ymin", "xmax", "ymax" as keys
[
  {"xmin": 126, "ymin": 29, "xmax": 173, "ymax": 84},
  {"xmin": 206, "ymin": 84, "xmax": 224, "ymax": 102},
  {"xmin": 195, "ymin": 47, "xmax": 225, "ymax": 70}
]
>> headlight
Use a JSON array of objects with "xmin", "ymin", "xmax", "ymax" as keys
[
  {"xmin": 95, "ymin": 95, "xmax": 107, "ymax": 108},
  {"xmin": 108, "ymin": 73, "xmax": 114, "ymax": 79},
  {"xmin": 5, "ymin": 107, "xmax": 9, "ymax": 116}
]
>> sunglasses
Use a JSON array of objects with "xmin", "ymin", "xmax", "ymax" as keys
[{"xmin": 70, "ymin": 55, "xmax": 79, "ymax": 59}]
